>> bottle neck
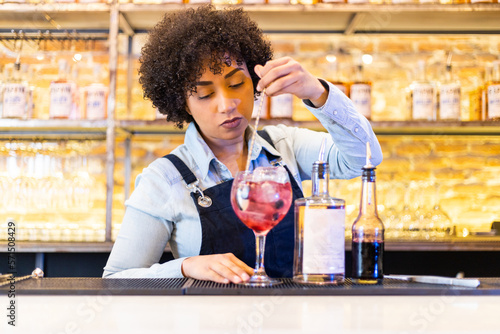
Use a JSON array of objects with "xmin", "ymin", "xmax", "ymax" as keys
[
  {"xmin": 493, "ymin": 63, "xmax": 500, "ymax": 82},
  {"xmin": 359, "ymin": 168, "xmax": 378, "ymax": 217},
  {"xmin": 416, "ymin": 62, "xmax": 427, "ymax": 82},
  {"xmin": 354, "ymin": 64, "xmax": 363, "ymax": 82},
  {"xmin": 444, "ymin": 65, "xmax": 452, "ymax": 83},
  {"xmin": 311, "ymin": 162, "xmax": 329, "ymax": 197},
  {"xmin": 11, "ymin": 63, "xmax": 21, "ymax": 83}
]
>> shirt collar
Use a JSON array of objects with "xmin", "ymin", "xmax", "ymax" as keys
[
  {"xmin": 184, "ymin": 123, "xmax": 283, "ymax": 179},
  {"xmin": 184, "ymin": 123, "xmax": 217, "ymax": 180}
]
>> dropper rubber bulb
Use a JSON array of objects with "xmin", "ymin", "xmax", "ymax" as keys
[
  {"xmin": 317, "ymin": 138, "xmax": 327, "ymax": 163},
  {"xmin": 364, "ymin": 142, "xmax": 374, "ymax": 169}
]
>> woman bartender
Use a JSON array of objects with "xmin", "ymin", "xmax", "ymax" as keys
[{"xmin": 103, "ymin": 5, "xmax": 382, "ymax": 284}]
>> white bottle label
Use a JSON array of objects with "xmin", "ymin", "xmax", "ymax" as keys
[
  {"xmin": 50, "ymin": 83, "xmax": 73, "ymax": 118},
  {"xmin": 439, "ymin": 84, "xmax": 461, "ymax": 120},
  {"xmin": 302, "ymin": 207, "xmax": 345, "ymax": 274},
  {"xmin": 270, "ymin": 94, "xmax": 293, "ymax": 118},
  {"xmin": 412, "ymin": 83, "xmax": 435, "ymax": 120},
  {"xmin": 86, "ymin": 86, "xmax": 107, "ymax": 120},
  {"xmin": 350, "ymin": 84, "xmax": 371, "ymax": 118},
  {"xmin": 488, "ymin": 84, "xmax": 500, "ymax": 119},
  {"xmin": 3, "ymin": 84, "xmax": 27, "ymax": 118}
]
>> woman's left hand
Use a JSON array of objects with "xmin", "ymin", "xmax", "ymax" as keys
[{"xmin": 254, "ymin": 57, "xmax": 328, "ymax": 108}]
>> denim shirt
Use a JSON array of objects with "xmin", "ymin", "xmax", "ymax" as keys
[{"xmin": 103, "ymin": 81, "xmax": 383, "ymax": 278}]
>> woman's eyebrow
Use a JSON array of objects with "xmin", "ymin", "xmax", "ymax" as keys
[
  {"xmin": 224, "ymin": 68, "xmax": 243, "ymax": 79},
  {"xmin": 195, "ymin": 68, "xmax": 244, "ymax": 86}
]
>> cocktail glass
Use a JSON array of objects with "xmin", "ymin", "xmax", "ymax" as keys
[{"xmin": 231, "ymin": 166, "xmax": 292, "ymax": 286}]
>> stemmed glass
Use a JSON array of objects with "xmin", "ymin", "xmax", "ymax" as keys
[{"xmin": 231, "ymin": 166, "xmax": 293, "ymax": 287}]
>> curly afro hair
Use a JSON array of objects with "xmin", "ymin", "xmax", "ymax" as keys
[{"xmin": 138, "ymin": 5, "xmax": 273, "ymax": 128}]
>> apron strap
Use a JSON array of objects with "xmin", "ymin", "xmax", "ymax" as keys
[
  {"xmin": 257, "ymin": 129, "xmax": 273, "ymax": 148},
  {"xmin": 163, "ymin": 154, "xmax": 197, "ymax": 185}
]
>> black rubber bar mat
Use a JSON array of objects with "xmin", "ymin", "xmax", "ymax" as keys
[
  {"xmin": 1, "ymin": 277, "xmax": 499, "ymax": 296},
  {"xmin": 183, "ymin": 278, "xmax": 500, "ymax": 296},
  {"xmin": 0, "ymin": 277, "xmax": 188, "ymax": 295}
]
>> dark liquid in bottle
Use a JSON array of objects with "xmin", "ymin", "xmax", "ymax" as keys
[{"xmin": 352, "ymin": 241, "xmax": 384, "ymax": 284}]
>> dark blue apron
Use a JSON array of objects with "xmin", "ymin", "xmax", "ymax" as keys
[{"xmin": 163, "ymin": 131, "xmax": 303, "ymax": 278}]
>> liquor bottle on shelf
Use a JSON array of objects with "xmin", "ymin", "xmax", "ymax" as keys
[
  {"xmin": 467, "ymin": 71, "xmax": 484, "ymax": 121},
  {"xmin": 351, "ymin": 142, "xmax": 384, "ymax": 284},
  {"xmin": 269, "ymin": 94, "xmax": 293, "ymax": 119},
  {"xmin": 349, "ymin": 61, "xmax": 372, "ymax": 120},
  {"xmin": 83, "ymin": 64, "xmax": 108, "ymax": 120},
  {"xmin": 391, "ymin": 0, "xmax": 417, "ymax": 3},
  {"xmin": 211, "ymin": 0, "xmax": 243, "ymax": 4},
  {"xmin": 1, "ymin": 61, "xmax": 32, "ymax": 119},
  {"xmin": 326, "ymin": 56, "xmax": 349, "ymax": 97},
  {"xmin": 439, "ymin": 0, "xmax": 468, "ymax": 4},
  {"xmin": 486, "ymin": 60, "xmax": 500, "ymax": 121},
  {"xmin": 438, "ymin": 55, "xmax": 461, "ymax": 121},
  {"xmin": 251, "ymin": 93, "xmax": 269, "ymax": 119},
  {"xmin": 291, "ymin": 0, "xmax": 319, "ymax": 4},
  {"xmin": 294, "ymin": 139, "xmax": 345, "ymax": 285},
  {"xmin": 470, "ymin": 0, "xmax": 497, "ymax": 3},
  {"xmin": 49, "ymin": 59, "xmax": 77, "ymax": 119},
  {"xmin": 409, "ymin": 60, "xmax": 436, "ymax": 121}
]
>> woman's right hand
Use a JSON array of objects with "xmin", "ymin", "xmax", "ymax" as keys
[{"xmin": 181, "ymin": 253, "xmax": 253, "ymax": 284}]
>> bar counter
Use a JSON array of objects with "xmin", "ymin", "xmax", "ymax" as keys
[{"xmin": 2, "ymin": 277, "xmax": 500, "ymax": 333}]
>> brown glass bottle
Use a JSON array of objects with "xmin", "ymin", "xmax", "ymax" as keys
[{"xmin": 351, "ymin": 160, "xmax": 384, "ymax": 284}]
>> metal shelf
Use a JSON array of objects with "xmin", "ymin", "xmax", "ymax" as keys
[
  {"xmin": 0, "ymin": 3, "xmax": 499, "ymax": 34},
  {"xmin": 0, "ymin": 3, "xmax": 110, "ymax": 31},
  {"xmin": 0, "ymin": 119, "xmax": 108, "ymax": 139},
  {"xmin": 114, "ymin": 119, "xmax": 500, "ymax": 136},
  {"xmin": 119, "ymin": 3, "xmax": 500, "ymax": 34},
  {"xmin": 0, "ymin": 241, "xmax": 171, "ymax": 253}
]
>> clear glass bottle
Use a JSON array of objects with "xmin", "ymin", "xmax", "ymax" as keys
[
  {"xmin": 351, "ymin": 144, "xmax": 384, "ymax": 284},
  {"xmin": 439, "ymin": 0, "xmax": 468, "ymax": 3},
  {"xmin": 83, "ymin": 64, "xmax": 108, "ymax": 120},
  {"xmin": 409, "ymin": 60, "xmax": 436, "ymax": 121},
  {"xmin": 49, "ymin": 59, "xmax": 76, "ymax": 119},
  {"xmin": 470, "ymin": 0, "xmax": 496, "ymax": 3},
  {"xmin": 211, "ymin": 0, "xmax": 243, "ymax": 4},
  {"xmin": 486, "ymin": 61, "xmax": 500, "ymax": 121},
  {"xmin": 438, "ymin": 58, "xmax": 461, "ymax": 121},
  {"xmin": 294, "ymin": 139, "xmax": 345, "ymax": 285},
  {"xmin": 251, "ymin": 93, "xmax": 269, "ymax": 120},
  {"xmin": 349, "ymin": 63, "xmax": 372, "ymax": 120},
  {"xmin": 1, "ymin": 61, "xmax": 31, "ymax": 119}
]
